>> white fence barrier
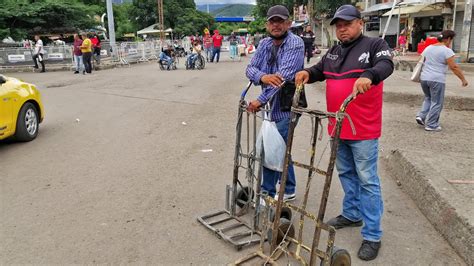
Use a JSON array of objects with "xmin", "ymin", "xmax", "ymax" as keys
[{"xmin": 0, "ymin": 46, "xmax": 73, "ymax": 68}]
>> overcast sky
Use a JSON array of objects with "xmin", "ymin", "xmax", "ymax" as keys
[{"xmin": 195, "ymin": 0, "xmax": 256, "ymax": 4}]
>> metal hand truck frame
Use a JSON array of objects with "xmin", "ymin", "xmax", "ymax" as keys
[
  {"xmin": 197, "ymin": 82, "xmax": 266, "ymax": 250},
  {"xmin": 234, "ymin": 85, "xmax": 355, "ymax": 265}
]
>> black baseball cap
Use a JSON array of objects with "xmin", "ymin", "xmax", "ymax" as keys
[
  {"xmin": 267, "ymin": 5, "xmax": 290, "ymax": 21},
  {"xmin": 330, "ymin": 5, "xmax": 361, "ymax": 25}
]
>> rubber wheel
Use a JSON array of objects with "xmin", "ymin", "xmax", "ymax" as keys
[
  {"xmin": 15, "ymin": 102, "xmax": 39, "ymax": 142},
  {"xmin": 267, "ymin": 217, "xmax": 295, "ymax": 245},
  {"xmin": 321, "ymin": 246, "xmax": 351, "ymax": 266},
  {"xmin": 236, "ymin": 186, "xmax": 254, "ymax": 208},
  {"xmin": 195, "ymin": 55, "xmax": 205, "ymax": 70},
  {"xmin": 269, "ymin": 206, "xmax": 292, "ymax": 222}
]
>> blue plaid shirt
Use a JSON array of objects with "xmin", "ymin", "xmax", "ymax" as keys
[{"xmin": 246, "ymin": 32, "xmax": 305, "ymax": 122}]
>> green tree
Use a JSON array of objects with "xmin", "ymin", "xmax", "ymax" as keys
[
  {"xmin": 174, "ymin": 8, "xmax": 214, "ymax": 37},
  {"xmin": 113, "ymin": 3, "xmax": 138, "ymax": 38},
  {"xmin": 0, "ymin": 0, "xmax": 101, "ymax": 40},
  {"xmin": 130, "ymin": 0, "xmax": 213, "ymax": 38},
  {"xmin": 248, "ymin": 18, "xmax": 266, "ymax": 34}
]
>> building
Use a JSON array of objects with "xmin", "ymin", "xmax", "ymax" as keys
[{"xmin": 358, "ymin": 0, "xmax": 473, "ymax": 59}]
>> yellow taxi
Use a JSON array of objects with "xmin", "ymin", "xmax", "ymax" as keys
[{"xmin": 0, "ymin": 74, "xmax": 44, "ymax": 141}]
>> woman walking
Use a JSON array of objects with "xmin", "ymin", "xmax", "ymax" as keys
[{"xmin": 416, "ymin": 30, "xmax": 468, "ymax": 131}]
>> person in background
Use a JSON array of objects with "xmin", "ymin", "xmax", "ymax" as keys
[
  {"xmin": 411, "ymin": 24, "xmax": 425, "ymax": 52},
  {"xmin": 398, "ymin": 30, "xmax": 407, "ymax": 56},
  {"xmin": 80, "ymin": 33, "xmax": 92, "ymax": 74},
  {"xmin": 159, "ymin": 45, "xmax": 175, "ymax": 70},
  {"xmin": 32, "ymin": 35, "xmax": 45, "ymax": 73},
  {"xmin": 210, "ymin": 29, "xmax": 223, "ymax": 63},
  {"xmin": 300, "ymin": 25, "xmax": 316, "ymax": 63},
  {"xmin": 415, "ymin": 30, "xmax": 468, "ymax": 131},
  {"xmin": 203, "ymin": 32, "xmax": 213, "ymax": 62},
  {"xmin": 73, "ymin": 33, "xmax": 83, "ymax": 74},
  {"xmin": 91, "ymin": 34, "xmax": 101, "ymax": 67},
  {"xmin": 254, "ymin": 33, "xmax": 262, "ymax": 49},
  {"xmin": 295, "ymin": 5, "xmax": 394, "ymax": 261},
  {"xmin": 228, "ymin": 32, "xmax": 238, "ymax": 59},
  {"xmin": 186, "ymin": 40, "xmax": 202, "ymax": 69}
]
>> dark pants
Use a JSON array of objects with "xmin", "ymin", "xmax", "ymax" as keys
[
  {"xmin": 33, "ymin": 53, "xmax": 45, "ymax": 71},
  {"xmin": 83, "ymin": 52, "xmax": 92, "ymax": 73},
  {"xmin": 210, "ymin": 47, "xmax": 221, "ymax": 63},
  {"xmin": 305, "ymin": 45, "xmax": 312, "ymax": 63}
]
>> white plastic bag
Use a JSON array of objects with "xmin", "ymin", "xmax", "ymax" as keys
[
  {"xmin": 256, "ymin": 119, "xmax": 287, "ymax": 172},
  {"xmin": 411, "ymin": 55, "xmax": 424, "ymax": 83}
]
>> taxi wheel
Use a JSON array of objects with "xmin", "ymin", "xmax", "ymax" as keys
[{"xmin": 15, "ymin": 102, "xmax": 39, "ymax": 142}]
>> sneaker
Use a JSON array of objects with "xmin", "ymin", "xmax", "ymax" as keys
[
  {"xmin": 425, "ymin": 126, "xmax": 442, "ymax": 132},
  {"xmin": 74, "ymin": 71, "xmax": 79, "ymax": 74},
  {"xmin": 415, "ymin": 116, "xmax": 424, "ymax": 126},
  {"xmin": 327, "ymin": 215, "xmax": 363, "ymax": 229},
  {"xmin": 358, "ymin": 240, "xmax": 381, "ymax": 261},
  {"xmin": 274, "ymin": 193, "xmax": 296, "ymax": 202}
]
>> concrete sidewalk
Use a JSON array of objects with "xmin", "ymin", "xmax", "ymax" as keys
[
  {"xmin": 397, "ymin": 51, "xmax": 474, "ymax": 72},
  {"xmin": 380, "ymin": 71, "xmax": 474, "ymax": 265},
  {"xmin": 385, "ymin": 70, "xmax": 474, "ymax": 110}
]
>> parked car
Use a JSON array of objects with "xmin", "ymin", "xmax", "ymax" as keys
[{"xmin": 0, "ymin": 75, "xmax": 44, "ymax": 141}]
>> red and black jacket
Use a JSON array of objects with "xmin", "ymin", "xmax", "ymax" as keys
[{"xmin": 305, "ymin": 35, "xmax": 394, "ymax": 140}]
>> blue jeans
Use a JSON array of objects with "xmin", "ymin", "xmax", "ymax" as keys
[
  {"xmin": 261, "ymin": 117, "xmax": 296, "ymax": 198},
  {"xmin": 229, "ymin": 44, "xmax": 238, "ymax": 58},
  {"xmin": 211, "ymin": 47, "xmax": 221, "ymax": 62},
  {"xmin": 187, "ymin": 54, "xmax": 198, "ymax": 68},
  {"xmin": 159, "ymin": 53, "xmax": 173, "ymax": 69},
  {"xmin": 417, "ymin": 80, "xmax": 446, "ymax": 129},
  {"xmin": 74, "ymin": 55, "xmax": 83, "ymax": 72},
  {"xmin": 204, "ymin": 47, "xmax": 212, "ymax": 61},
  {"xmin": 336, "ymin": 139, "xmax": 383, "ymax": 242}
]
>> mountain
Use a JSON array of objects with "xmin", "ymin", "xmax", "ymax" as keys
[
  {"xmin": 196, "ymin": 4, "xmax": 255, "ymax": 17},
  {"xmin": 212, "ymin": 4, "xmax": 254, "ymax": 17},
  {"xmin": 196, "ymin": 4, "xmax": 229, "ymax": 13}
]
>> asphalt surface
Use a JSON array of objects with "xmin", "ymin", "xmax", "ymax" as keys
[{"xmin": 0, "ymin": 56, "xmax": 466, "ymax": 265}]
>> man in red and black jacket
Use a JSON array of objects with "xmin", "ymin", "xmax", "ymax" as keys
[{"xmin": 296, "ymin": 5, "xmax": 394, "ymax": 261}]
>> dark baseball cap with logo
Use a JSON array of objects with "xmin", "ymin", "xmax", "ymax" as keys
[
  {"xmin": 330, "ymin": 5, "xmax": 361, "ymax": 25},
  {"xmin": 267, "ymin": 5, "xmax": 290, "ymax": 21}
]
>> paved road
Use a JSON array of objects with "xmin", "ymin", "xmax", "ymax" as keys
[{"xmin": 1, "ymin": 57, "xmax": 465, "ymax": 265}]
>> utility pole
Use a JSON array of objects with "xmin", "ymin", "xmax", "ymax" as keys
[
  {"xmin": 157, "ymin": 0, "xmax": 165, "ymax": 42},
  {"xmin": 106, "ymin": 0, "xmax": 117, "ymax": 58},
  {"xmin": 459, "ymin": 0, "xmax": 472, "ymax": 62},
  {"xmin": 307, "ymin": 0, "xmax": 314, "ymax": 30}
]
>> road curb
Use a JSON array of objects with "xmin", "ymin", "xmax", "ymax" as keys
[{"xmin": 381, "ymin": 150, "xmax": 473, "ymax": 265}]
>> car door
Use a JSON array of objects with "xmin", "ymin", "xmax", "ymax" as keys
[{"xmin": 0, "ymin": 76, "xmax": 13, "ymax": 138}]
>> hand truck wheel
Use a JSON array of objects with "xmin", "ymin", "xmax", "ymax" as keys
[
  {"xmin": 236, "ymin": 186, "xmax": 254, "ymax": 208},
  {"xmin": 267, "ymin": 217, "xmax": 295, "ymax": 245},
  {"xmin": 269, "ymin": 206, "xmax": 292, "ymax": 221},
  {"xmin": 321, "ymin": 246, "xmax": 351, "ymax": 266}
]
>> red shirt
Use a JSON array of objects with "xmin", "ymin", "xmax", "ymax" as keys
[
  {"xmin": 73, "ymin": 39, "xmax": 83, "ymax": 56},
  {"xmin": 203, "ymin": 35, "xmax": 212, "ymax": 48},
  {"xmin": 212, "ymin": 34, "xmax": 223, "ymax": 48},
  {"xmin": 91, "ymin": 37, "xmax": 101, "ymax": 48}
]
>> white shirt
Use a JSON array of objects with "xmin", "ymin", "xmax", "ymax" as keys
[
  {"xmin": 192, "ymin": 44, "xmax": 202, "ymax": 54},
  {"xmin": 34, "ymin": 39, "xmax": 44, "ymax": 55}
]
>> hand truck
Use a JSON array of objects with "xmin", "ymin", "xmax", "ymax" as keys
[
  {"xmin": 234, "ymin": 85, "xmax": 355, "ymax": 265},
  {"xmin": 197, "ymin": 82, "xmax": 266, "ymax": 250}
]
